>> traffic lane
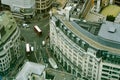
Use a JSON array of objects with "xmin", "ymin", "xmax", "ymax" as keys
[
  {"xmin": 20, "ymin": 22, "xmax": 49, "ymax": 43},
  {"xmin": 19, "ymin": 17, "xmax": 50, "ymax": 63}
]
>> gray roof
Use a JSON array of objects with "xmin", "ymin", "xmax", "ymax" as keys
[
  {"xmin": 71, "ymin": 21, "xmax": 120, "ymax": 49},
  {"xmin": 16, "ymin": 62, "xmax": 45, "ymax": 80},
  {"xmin": 98, "ymin": 21, "xmax": 120, "ymax": 43},
  {"xmin": 53, "ymin": 14, "xmax": 120, "ymax": 54}
]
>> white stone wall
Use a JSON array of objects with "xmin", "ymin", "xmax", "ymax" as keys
[
  {"xmin": 0, "ymin": 27, "xmax": 20, "ymax": 72},
  {"xmin": 98, "ymin": 62, "xmax": 120, "ymax": 80},
  {"xmin": 50, "ymin": 16, "xmax": 99, "ymax": 79}
]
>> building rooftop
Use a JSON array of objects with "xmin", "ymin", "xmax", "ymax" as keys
[
  {"xmin": 15, "ymin": 62, "xmax": 45, "ymax": 80},
  {"xmin": 53, "ymin": 14, "xmax": 120, "ymax": 54},
  {"xmin": 74, "ymin": 20, "xmax": 101, "ymax": 35},
  {"xmin": 0, "ymin": 11, "xmax": 17, "ymax": 55},
  {"xmin": 98, "ymin": 21, "xmax": 120, "ymax": 43},
  {"xmin": 46, "ymin": 68, "xmax": 77, "ymax": 80},
  {"xmin": 0, "ymin": 11, "xmax": 17, "ymax": 44}
]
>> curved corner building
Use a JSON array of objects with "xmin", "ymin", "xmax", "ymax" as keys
[
  {"xmin": 35, "ymin": 0, "xmax": 52, "ymax": 13},
  {"xmin": 50, "ymin": 14, "xmax": 120, "ymax": 80},
  {"xmin": 0, "ymin": 11, "xmax": 20, "ymax": 73}
]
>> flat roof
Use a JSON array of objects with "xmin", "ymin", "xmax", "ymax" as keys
[
  {"xmin": 16, "ymin": 62, "xmax": 45, "ymax": 80},
  {"xmin": 98, "ymin": 21, "xmax": 120, "ymax": 43},
  {"xmin": 46, "ymin": 68, "xmax": 77, "ymax": 80},
  {"xmin": 0, "ymin": 11, "xmax": 17, "ymax": 45}
]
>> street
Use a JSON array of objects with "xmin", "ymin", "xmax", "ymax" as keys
[
  {"xmin": 19, "ymin": 15, "xmax": 50, "ymax": 64},
  {"xmin": 4, "ymin": 14, "xmax": 67, "ymax": 79}
]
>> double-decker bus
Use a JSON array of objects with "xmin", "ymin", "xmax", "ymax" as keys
[{"xmin": 34, "ymin": 25, "xmax": 42, "ymax": 36}]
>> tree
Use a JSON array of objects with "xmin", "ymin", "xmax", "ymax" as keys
[{"xmin": 106, "ymin": 15, "xmax": 115, "ymax": 22}]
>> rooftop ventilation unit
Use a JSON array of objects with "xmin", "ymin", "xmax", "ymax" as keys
[{"xmin": 108, "ymin": 27, "xmax": 116, "ymax": 33}]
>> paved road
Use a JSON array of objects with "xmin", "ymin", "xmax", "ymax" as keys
[{"xmin": 19, "ymin": 16, "xmax": 50, "ymax": 64}]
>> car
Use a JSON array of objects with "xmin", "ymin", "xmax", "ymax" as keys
[
  {"xmin": 22, "ymin": 23, "xmax": 29, "ymax": 28},
  {"xmin": 31, "ymin": 46, "xmax": 34, "ymax": 52},
  {"xmin": 42, "ymin": 41, "xmax": 46, "ymax": 47}
]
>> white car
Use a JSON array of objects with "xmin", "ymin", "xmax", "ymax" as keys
[
  {"xmin": 22, "ymin": 23, "xmax": 29, "ymax": 28},
  {"xmin": 42, "ymin": 41, "xmax": 45, "ymax": 46},
  {"xmin": 31, "ymin": 46, "xmax": 34, "ymax": 52}
]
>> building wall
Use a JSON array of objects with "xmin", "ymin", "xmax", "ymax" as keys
[
  {"xmin": 35, "ymin": 0, "xmax": 52, "ymax": 13},
  {"xmin": 49, "ymin": 15, "xmax": 120, "ymax": 80},
  {"xmin": 0, "ymin": 27, "xmax": 20, "ymax": 72},
  {"xmin": 99, "ymin": 62, "xmax": 120, "ymax": 80},
  {"xmin": 0, "ymin": 11, "xmax": 20, "ymax": 73},
  {"xmin": 49, "ymin": 17, "xmax": 99, "ymax": 80},
  {"xmin": 81, "ymin": 0, "xmax": 94, "ymax": 18}
]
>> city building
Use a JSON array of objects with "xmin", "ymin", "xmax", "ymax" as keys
[
  {"xmin": 1, "ymin": 0, "xmax": 35, "ymax": 19},
  {"xmin": 35, "ymin": 0, "xmax": 52, "ymax": 13},
  {"xmin": 15, "ymin": 62, "xmax": 46, "ymax": 80},
  {"xmin": 15, "ymin": 61, "xmax": 78, "ymax": 80},
  {"xmin": 0, "ymin": 11, "xmax": 20, "ymax": 74},
  {"xmin": 92, "ymin": 0, "xmax": 119, "ymax": 13},
  {"xmin": 49, "ymin": 11, "xmax": 120, "ymax": 80}
]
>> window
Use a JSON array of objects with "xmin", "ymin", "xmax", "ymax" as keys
[
  {"xmin": 0, "ymin": 46, "xmax": 3, "ymax": 51},
  {"xmin": 112, "ymin": 76, "xmax": 118, "ymax": 79},
  {"xmin": 67, "ymin": 30, "xmax": 71, "ymax": 37},
  {"xmin": 113, "ymin": 68, "xmax": 120, "ymax": 71},
  {"xmin": 102, "ymin": 73, "xmax": 108, "ymax": 77},
  {"xmin": 76, "ymin": 37, "xmax": 80, "ymax": 44},
  {"xmin": 102, "ymin": 69, "xmax": 109, "ymax": 73},
  {"xmin": 36, "ymin": 3, "xmax": 40, "ymax": 8},
  {"xmin": 101, "ymin": 77, "xmax": 108, "ymax": 80},
  {"xmin": 103, "ymin": 65, "xmax": 109, "ymax": 69},
  {"xmin": 71, "ymin": 34, "xmax": 75, "ymax": 41},
  {"xmin": 81, "ymin": 41, "xmax": 85, "ymax": 47}
]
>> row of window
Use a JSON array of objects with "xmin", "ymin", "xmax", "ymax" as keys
[
  {"xmin": 103, "ymin": 65, "xmax": 120, "ymax": 71},
  {"xmin": 0, "ymin": 28, "xmax": 19, "ymax": 72},
  {"xmin": 58, "ymin": 21, "xmax": 90, "ymax": 52},
  {"xmin": 4, "ymin": 29, "xmax": 19, "ymax": 50},
  {"xmin": 101, "ymin": 65, "xmax": 120, "ymax": 80},
  {"xmin": 55, "ymin": 49, "xmax": 82, "ymax": 77},
  {"xmin": 0, "ymin": 53, "xmax": 11, "ymax": 72},
  {"xmin": 57, "ymin": 32, "xmax": 84, "ymax": 67},
  {"xmin": 101, "ymin": 74, "xmax": 119, "ymax": 80},
  {"xmin": 35, "ymin": 0, "xmax": 52, "ymax": 8},
  {"xmin": 58, "ymin": 29, "xmax": 85, "ymax": 54}
]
